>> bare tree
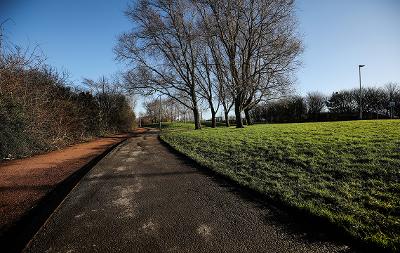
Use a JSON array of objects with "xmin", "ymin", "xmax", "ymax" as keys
[
  {"xmin": 196, "ymin": 5, "xmax": 234, "ymax": 126},
  {"xmin": 143, "ymin": 96, "xmax": 184, "ymax": 123},
  {"xmin": 115, "ymin": 0, "xmax": 203, "ymax": 129},
  {"xmin": 82, "ymin": 76, "xmax": 127, "ymax": 130},
  {"xmin": 0, "ymin": 19, "xmax": 14, "ymax": 58},
  {"xmin": 385, "ymin": 82, "xmax": 399, "ymax": 117},
  {"xmin": 196, "ymin": 51, "xmax": 220, "ymax": 127},
  {"xmin": 306, "ymin": 91, "xmax": 326, "ymax": 114},
  {"xmin": 385, "ymin": 82, "xmax": 399, "ymax": 102},
  {"xmin": 198, "ymin": 0, "xmax": 302, "ymax": 127}
]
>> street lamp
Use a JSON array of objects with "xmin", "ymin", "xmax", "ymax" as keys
[{"xmin": 358, "ymin": 65, "xmax": 365, "ymax": 120}]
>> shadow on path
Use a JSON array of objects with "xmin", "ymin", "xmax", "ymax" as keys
[{"xmin": 159, "ymin": 137, "xmax": 380, "ymax": 253}]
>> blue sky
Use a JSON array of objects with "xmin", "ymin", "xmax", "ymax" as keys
[
  {"xmin": 296, "ymin": 0, "xmax": 400, "ymax": 95},
  {"xmin": 0, "ymin": 0, "xmax": 131, "ymax": 85},
  {"xmin": 1, "ymin": 0, "xmax": 400, "ymax": 113}
]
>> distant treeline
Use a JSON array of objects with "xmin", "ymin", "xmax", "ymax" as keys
[
  {"xmin": 251, "ymin": 85, "xmax": 400, "ymax": 123},
  {"xmin": 0, "ymin": 48, "xmax": 135, "ymax": 160}
]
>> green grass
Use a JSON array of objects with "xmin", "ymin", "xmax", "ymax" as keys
[{"xmin": 160, "ymin": 120, "xmax": 400, "ymax": 251}]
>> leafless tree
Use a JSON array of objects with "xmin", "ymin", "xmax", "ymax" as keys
[
  {"xmin": 143, "ymin": 96, "xmax": 184, "ymax": 123},
  {"xmin": 82, "ymin": 76, "xmax": 126, "ymax": 130},
  {"xmin": 196, "ymin": 5, "xmax": 234, "ymax": 126},
  {"xmin": 306, "ymin": 91, "xmax": 326, "ymax": 114},
  {"xmin": 385, "ymin": 82, "xmax": 399, "ymax": 101},
  {"xmin": 0, "ymin": 19, "xmax": 14, "ymax": 58},
  {"xmin": 197, "ymin": 0, "xmax": 302, "ymax": 127},
  {"xmin": 196, "ymin": 51, "xmax": 220, "ymax": 127},
  {"xmin": 384, "ymin": 82, "xmax": 400, "ymax": 117},
  {"xmin": 115, "ymin": 0, "xmax": 203, "ymax": 129}
]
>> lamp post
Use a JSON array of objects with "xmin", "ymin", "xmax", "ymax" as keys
[{"xmin": 358, "ymin": 65, "xmax": 365, "ymax": 120}]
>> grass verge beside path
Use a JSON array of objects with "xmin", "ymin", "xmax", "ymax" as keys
[{"xmin": 160, "ymin": 120, "xmax": 400, "ymax": 252}]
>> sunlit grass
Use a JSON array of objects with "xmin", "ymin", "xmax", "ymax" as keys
[{"xmin": 161, "ymin": 120, "xmax": 400, "ymax": 251}]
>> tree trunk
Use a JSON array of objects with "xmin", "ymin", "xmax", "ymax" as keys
[
  {"xmin": 208, "ymin": 99, "xmax": 217, "ymax": 128},
  {"xmin": 190, "ymin": 80, "xmax": 201, "ymax": 129},
  {"xmin": 193, "ymin": 107, "xmax": 202, "ymax": 130},
  {"xmin": 211, "ymin": 109, "xmax": 217, "ymax": 128},
  {"xmin": 244, "ymin": 108, "xmax": 252, "ymax": 125},
  {"xmin": 234, "ymin": 102, "xmax": 244, "ymax": 128},
  {"xmin": 224, "ymin": 110, "xmax": 230, "ymax": 127}
]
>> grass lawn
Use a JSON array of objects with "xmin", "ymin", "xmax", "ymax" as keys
[{"xmin": 160, "ymin": 120, "xmax": 400, "ymax": 251}]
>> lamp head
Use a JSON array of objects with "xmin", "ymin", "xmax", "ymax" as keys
[{"xmin": 359, "ymin": 65, "xmax": 365, "ymax": 68}]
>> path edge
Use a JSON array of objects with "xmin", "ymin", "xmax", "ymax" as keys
[
  {"xmin": 158, "ymin": 135, "xmax": 392, "ymax": 253},
  {"xmin": 0, "ymin": 136, "xmax": 130, "ymax": 253}
]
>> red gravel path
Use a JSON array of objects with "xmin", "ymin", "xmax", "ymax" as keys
[{"xmin": 0, "ymin": 131, "xmax": 143, "ymax": 231}]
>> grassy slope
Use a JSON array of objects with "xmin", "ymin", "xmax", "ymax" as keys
[{"xmin": 160, "ymin": 120, "xmax": 400, "ymax": 251}]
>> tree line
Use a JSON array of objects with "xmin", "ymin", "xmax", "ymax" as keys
[
  {"xmin": 140, "ymin": 97, "xmax": 193, "ymax": 125},
  {"xmin": 116, "ymin": 0, "xmax": 302, "ymax": 129},
  {"xmin": 0, "ymin": 39, "xmax": 135, "ymax": 159},
  {"xmin": 251, "ymin": 83, "xmax": 400, "ymax": 123}
]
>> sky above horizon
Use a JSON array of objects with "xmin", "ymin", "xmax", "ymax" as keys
[{"xmin": 1, "ymin": 0, "xmax": 400, "ymax": 114}]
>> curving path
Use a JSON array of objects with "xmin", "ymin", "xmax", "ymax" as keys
[{"xmin": 24, "ymin": 129, "xmax": 354, "ymax": 253}]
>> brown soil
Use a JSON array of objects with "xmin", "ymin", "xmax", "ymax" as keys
[{"xmin": 0, "ymin": 130, "xmax": 144, "ymax": 231}]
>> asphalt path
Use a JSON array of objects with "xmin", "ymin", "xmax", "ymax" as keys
[{"xmin": 24, "ymin": 129, "xmax": 354, "ymax": 253}]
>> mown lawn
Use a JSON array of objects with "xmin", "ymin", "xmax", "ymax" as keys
[{"xmin": 160, "ymin": 120, "xmax": 400, "ymax": 251}]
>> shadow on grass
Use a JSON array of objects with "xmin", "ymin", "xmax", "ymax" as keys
[{"xmin": 158, "ymin": 136, "xmax": 390, "ymax": 253}]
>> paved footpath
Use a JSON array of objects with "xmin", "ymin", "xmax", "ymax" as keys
[{"xmin": 24, "ymin": 130, "xmax": 354, "ymax": 253}]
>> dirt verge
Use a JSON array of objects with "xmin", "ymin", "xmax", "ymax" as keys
[{"xmin": 0, "ymin": 129, "xmax": 147, "ymax": 252}]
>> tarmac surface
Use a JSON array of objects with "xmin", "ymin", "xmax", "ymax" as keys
[
  {"xmin": 24, "ymin": 129, "xmax": 354, "ymax": 253},
  {"xmin": 0, "ymin": 134, "xmax": 127, "ymax": 232}
]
